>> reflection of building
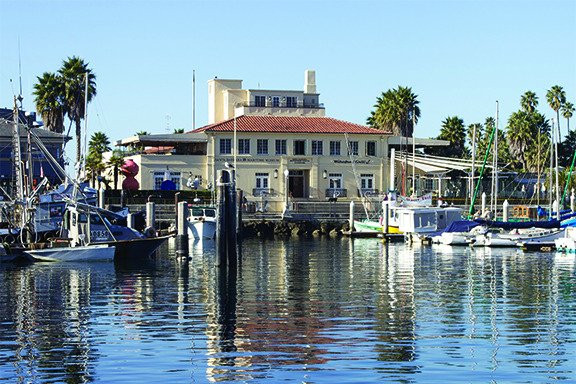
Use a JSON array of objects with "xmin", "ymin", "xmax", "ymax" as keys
[{"xmin": 114, "ymin": 71, "xmax": 447, "ymax": 212}]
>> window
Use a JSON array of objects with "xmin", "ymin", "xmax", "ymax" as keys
[
  {"xmin": 255, "ymin": 95, "xmax": 266, "ymax": 107},
  {"xmin": 255, "ymin": 173, "xmax": 269, "ymax": 196},
  {"xmin": 275, "ymin": 139, "xmax": 287, "ymax": 155},
  {"xmin": 257, "ymin": 139, "xmax": 269, "ymax": 155},
  {"xmin": 286, "ymin": 96, "xmax": 297, "ymax": 107},
  {"xmin": 153, "ymin": 171, "xmax": 182, "ymax": 190},
  {"xmin": 348, "ymin": 141, "xmax": 359, "ymax": 156},
  {"xmin": 328, "ymin": 173, "xmax": 343, "ymax": 189},
  {"xmin": 330, "ymin": 141, "xmax": 341, "ymax": 156},
  {"xmin": 360, "ymin": 174, "xmax": 375, "ymax": 192},
  {"xmin": 238, "ymin": 139, "xmax": 250, "ymax": 155},
  {"xmin": 311, "ymin": 140, "xmax": 323, "ymax": 155},
  {"xmin": 366, "ymin": 141, "xmax": 376, "ymax": 157},
  {"xmin": 219, "ymin": 138, "xmax": 231, "ymax": 154},
  {"xmin": 293, "ymin": 140, "xmax": 306, "ymax": 155},
  {"xmin": 272, "ymin": 96, "xmax": 280, "ymax": 107}
]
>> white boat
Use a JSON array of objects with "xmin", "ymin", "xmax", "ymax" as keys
[
  {"xmin": 517, "ymin": 229, "xmax": 564, "ymax": 250},
  {"xmin": 187, "ymin": 206, "xmax": 216, "ymax": 240},
  {"xmin": 23, "ymin": 244, "xmax": 115, "ymax": 262},
  {"xmin": 476, "ymin": 227, "xmax": 561, "ymax": 248},
  {"xmin": 437, "ymin": 225, "xmax": 487, "ymax": 246},
  {"xmin": 555, "ymin": 227, "xmax": 576, "ymax": 253},
  {"xmin": 399, "ymin": 206, "xmax": 464, "ymax": 243}
]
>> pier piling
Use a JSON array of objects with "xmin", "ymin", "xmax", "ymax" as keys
[
  {"xmin": 176, "ymin": 201, "xmax": 189, "ymax": 257},
  {"xmin": 349, "ymin": 201, "xmax": 355, "ymax": 233},
  {"xmin": 216, "ymin": 169, "xmax": 239, "ymax": 268}
]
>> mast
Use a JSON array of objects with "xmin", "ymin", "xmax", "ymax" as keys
[
  {"xmin": 81, "ymin": 73, "xmax": 89, "ymax": 178},
  {"xmin": 12, "ymin": 97, "xmax": 26, "ymax": 227},
  {"xmin": 554, "ymin": 117, "xmax": 561, "ymax": 217},
  {"xmin": 192, "ymin": 69, "xmax": 196, "ymax": 130},
  {"xmin": 537, "ymin": 124, "xmax": 541, "ymax": 207},
  {"xmin": 548, "ymin": 122, "xmax": 554, "ymax": 219},
  {"xmin": 469, "ymin": 120, "xmax": 497, "ymax": 217},
  {"xmin": 491, "ymin": 101, "xmax": 499, "ymax": 217},
  {"xmin": 470, "ymin": 124, "xmax": 477, "ymax": 204},
  {"xmin": 411, "ymin": 114, "xmax": 416, "ymax": 196}
]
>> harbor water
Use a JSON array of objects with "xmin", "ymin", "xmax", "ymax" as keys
[{"xmin": 1, "ymin": 238, "xmax": 575, "ymax": 383}]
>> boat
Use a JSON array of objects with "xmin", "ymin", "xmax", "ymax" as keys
[
  {"xmin": 23, "ymin": 244, "xmax": 115, "ymax": 262},
  {"xmin": 475, "ymin": 227, "xmax": 562, "ymax": 248},
  {"xmin": 187, "ymin": 205, "xmax": 216, "ymax": 240},
  {"xmin": 430, "ymin": 220, "xmax": 484, "ymax": 245},
  {"xmin": 399, "ymin": 206, "xmax": 464, "ymax": 243},
  {"xmin": 555, "ymin": 227, "xmax": 576, "ymax": 253},
  {"xmin": 517, "ymin": 229, "xmax": 564, "ymax": 251}
]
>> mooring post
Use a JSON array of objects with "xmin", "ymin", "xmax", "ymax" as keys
[
  {"xmin": 571, "ymin": 189, "xmax": 575, "ymax": 213},
  {"xmin": 120, "ymin": 189, "xmax": 126, "ymax": 208},
  {"xmin": 384, "ymin": 202, "xmax": 390, "ymax": 235},
  {"xmin": 216, "ymin": 171, "xmax": 228, "ymax": 267},
  {"xmin": 226, "ymin": 173, "xmax": 238, "ymax": 267},
  {"xmin": 99, "ymin": 187, "xmax": 105, "ymax": 209},
  {"xmin": 126, "ymin": 213, "xmax": 134, "ymax": 229},
  {"xmin": 236, "ymin": 189, "xmax": 243, "ymax": 246},
  {"xmin": 553, "ymin": 200, "xmax": 559, "ymax": 220},
  {"xmin": 146, "ymin": 201, "xmax": 156, "ymax": 230},
  {"xmin": 349, "ymin": 201, "xmax": 355, "ymax": 233},
  {"xmin": 176, "ymin": 201, "xmax": 189, "ymax": 257},
  {"xmin": 481, "ymin": 192, "xmax": 487, "ymax": 216},
  {"xmin": 502, "ymin": 200, "xmax": 509, "ymax": 222}
]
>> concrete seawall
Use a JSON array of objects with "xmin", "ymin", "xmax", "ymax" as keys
[{"xmin": 242, "ymin": 220, "xmax": 350, "ymax": 238}]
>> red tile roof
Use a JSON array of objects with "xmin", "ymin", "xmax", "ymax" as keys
[{"xmin": 192, "ymin": 115, "xmax": 390, "ymax": 135}]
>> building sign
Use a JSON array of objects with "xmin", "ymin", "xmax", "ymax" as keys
[
  {"xmin": 289, "ymin": 159, "xmax": 310, "ymax": 164},
  {"xmin": 215, "ymin": 157, "xmax": 280, "ymax": 164},
  {"xmin": 333, "ymin": 159, "xmax": 372, "ymax": 164}
]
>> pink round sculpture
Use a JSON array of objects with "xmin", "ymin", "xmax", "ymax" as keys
[{"xmin": 121, "ymin": 159, "xmax": 140, "ymax": 190}]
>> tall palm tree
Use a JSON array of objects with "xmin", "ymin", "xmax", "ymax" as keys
[
  {"xmin": 59, "ymin": 56, "xmax": 97, "ymax": 164},
  {"xmin": 546, "ymin": 85, "xmax": 566, "ymax": 137},
  {"xmin": 562, "ymin": 101, "xmax": 574, "ymax": 132},
  {"xmin": 33, "ymin": 72, "xmax": 65, "ymax": 133},
  {"xmin": 86, "ymin": 131, "xmax": 110, "ymax": 186},
  {"xmin": 107, "ymin": 150, "xmax": 125, "ymax": 189},
  {"xmin": 136, "ymin": 130, "xmax": 150, "ymax": 136},
  {"xmin": 88, "ymin": 131, "xmax": 111, "ymax": 154},
  {"xmin": 436, "ymin": 116, "xmax": 466, "ymax": 158},
  {"xmin": 367, "ymin": 86, "xmax": 420, "ymax": 136},
  {"xmin": 466, "ymin": 123, "xmax": 483, "ymax": 153},
  {"xmin": 173, "ymin": 128, "xmax": 185, "ymax": 134},
  {"xmin": 520, "ymin": 91, "xmax": 538, "ymax": 113}
]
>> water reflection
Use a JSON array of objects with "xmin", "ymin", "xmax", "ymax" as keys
[{"xmin": 0, "ymin": 240, "xmax": 575, "ymax": 383}]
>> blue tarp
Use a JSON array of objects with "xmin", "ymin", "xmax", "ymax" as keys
[
  {"xmin": 443, "ymin": 220, "xmax": 480, "ymax": 233},
  {"xmin": 474, "ymin": 218, "xmax": 560, "ymax": 229}
]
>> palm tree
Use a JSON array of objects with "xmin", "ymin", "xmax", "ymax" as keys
[
  {"xmin": 33, "ymin": 72, "xmax": 65, "ymax": 133},
  {"xmin": 86, "ymin": 132, "xmax": 110, "ymax": 186},
  {"xmin": 562, "ymin": 101, "xmax": 574, "ymax": 132},
  {"xmin": 136, "ymin": 130, "xmax": 150, "ymax": 136},
  {"xmin": 520, "ymin": 91, "xmax": 538, "ymax": 113},
  {"xmin": 107, "ymin": 150, "xmax": 125, "ymax": 189},
  {"xmin": 88, "ymin": 131, "xmax": 111, "ymax": 154},
  {"xmin": 467, "ymin": 123, "xmax": 483, "ymax": 154},
  {"xmin": 434, "ymin": 116, "xmax": 466, "ymax": 158},
  {"xmin": 59, "ymin": 56, "xmax": 97, "ymax": 164},
  {"xmin": 173, "ymin": 128, "xmax": 185, "ymax": 134},
  {"xmin": 367, "ymin": 86, "xmax": 420, "ymax": 136},
  {"xmin": 546, "ymin": 85, "xmax": 566, "ymax": 137}
]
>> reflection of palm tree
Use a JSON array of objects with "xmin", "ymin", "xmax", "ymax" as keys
[{"xmin": 59, "ymin": 56, "xmax": 97, "ymax": 163}]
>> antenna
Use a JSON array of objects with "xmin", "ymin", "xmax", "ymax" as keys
[
  {"xmin": 166, "ymin": 114, "xmax": 171, "ymax": 132},
  {"xmin": 192, "ymin": 69, "xmax": 196, "ymax": 130},
  {"xmin": 18, "ymin": 37, "xmax": 23, "ymax": 100}
]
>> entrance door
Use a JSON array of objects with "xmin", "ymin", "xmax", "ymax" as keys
[{"xmin": 288, "ymin": 170, "xmax": 307, "ymax": 198}]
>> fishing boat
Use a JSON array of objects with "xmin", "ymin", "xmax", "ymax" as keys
[{"xmin": 187, "ymin": 205, "xmax": 216, "ymax": 240}]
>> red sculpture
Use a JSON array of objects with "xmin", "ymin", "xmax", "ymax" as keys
[{"xmin": 121, "ymin": 159, "xmax": 140, "ymax": 190}]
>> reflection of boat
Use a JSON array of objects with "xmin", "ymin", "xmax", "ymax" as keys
[
  {"xmin": 23, "ymin": 244, "xmax": 115, "ymax": 262},
  {"xmin": 555, "ymin": 227, "xmax": 576, "ymax": 253},
  {"xmin": 187, "ymin": 206, "xmax": 216, "ymax": 240}
]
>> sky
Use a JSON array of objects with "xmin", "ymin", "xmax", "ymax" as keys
[{"xmin": 1, "ymin": 0, "xmax": 575, "ymax": 163}]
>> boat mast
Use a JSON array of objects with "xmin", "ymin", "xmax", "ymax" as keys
[
  {"xmin": 491, "ymin": 101, "xmax": 499, "ymax": 217},
  {"xmin": 554, "ymin": 117, "xmax": 561, "ymax": 218},
  {"xmin": 548, "ymin": 122, "xmax": 554, "ymax": 219},
  {"xmin": 411, "ymin": 114, "xmax": 416, "ymax": 196},
  {"xmin": 470, "ymin": 124, "xmax": 477, "ymax": 204},
  {"xmin": 468, "ymin": 118, "xmax": 497, "ymax": 217},
  {"xmin": 12, "ymin": 97, "xmax": 26, "ymax": 228},
  {"xmin": 192, "ymin": 69, "xmax": 196, "ymax": 130}
]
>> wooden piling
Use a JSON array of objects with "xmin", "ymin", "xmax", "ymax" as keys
[{"xmin": 146, "ymin": 201, "xmax": 156, "ymax": 230}]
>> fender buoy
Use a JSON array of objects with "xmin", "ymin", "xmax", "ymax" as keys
[{"xmin": 143, "ymin": 226, "xmax": 156, "ymax": 238}]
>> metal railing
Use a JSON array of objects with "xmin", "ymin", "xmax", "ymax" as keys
[
  {"xmin": 325, "ymin": 188, "xmax": 347, "ymax": 198},
  {"xmin": 252, "ymin": 188, "xmax": 275, "ymax": 197},
  {"xmin": 242, "ymin": 102, "xmax": 325, "ymax": 109}
]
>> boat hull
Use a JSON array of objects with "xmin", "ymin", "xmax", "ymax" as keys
[
  {"xmin": 188, "ymin": 220, "xmax": 216, "ymax": 240},
  {"xmin": 24, "ymin": 245, "xmax": 115, "ymax": 262}
]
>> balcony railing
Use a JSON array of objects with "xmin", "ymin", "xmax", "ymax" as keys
[
  {"xmin": 325, "ymin": 188, "xmax": 347, "ymax": 198},
  {"xmin": 241, "ymin": 102, "xmax": 325, "ymax": 109},
  {"xmin": 359, "ymin": 188, "xmax": 379, "ymax": 197},
  {"xmin": 253, "ymin": 188, "xmax": 275, "ymax": 197}
]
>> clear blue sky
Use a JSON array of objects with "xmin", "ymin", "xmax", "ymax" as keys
[{"xmin": 1, "ymin": 0, "xmax": 575, "ymax": 160}]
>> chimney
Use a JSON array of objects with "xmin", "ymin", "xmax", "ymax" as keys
[{"xmin": 304, "ymin": 69, "xmax": 316, "ymax": 94}]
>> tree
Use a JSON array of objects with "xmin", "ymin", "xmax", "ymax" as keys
[
  {"xmin": 136, "ymin": 131, "xmax": 150, "ymax": 136},
  {"xmin": 59, "ymin": 56, "xmax": 97, "ymax": 164},
  {"xmin": 429, "ymin": 116, "xmax": 466, "ymax": 158},
  {"xmin": 86, "ymin": 132, "xmax": 110, "ymax": 186},
  {"xmin": 33, "ymin": 72, "xmax": 65, "ymax": 133},
  {"xmin": 546, "ymin": 85, "xmax": 566, "ymax": 137},
  {"xmin": 562, "ymin": 101, "xmax": 574, "ymax": 132},
  {"xmin": 467, "ymin": 123, "xmax": 483, "ymax": 155},
  {"xmin": 107, "ymin": 150, "xmax": 125, "ymax": 189},
  {"xmin": 507, "ymin": 109, "xmax": 549, "ymax": 171},
  {"xmin": 367, "ymin": 86, "xmax": 420, "ymax": 136},
  {"xmin": 173, "ymin": 128, "xmax": 185, "ymax": 134},
  {"xmin": 520, "ymin": 91, "xmax": 539, "ymax": 113}
]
